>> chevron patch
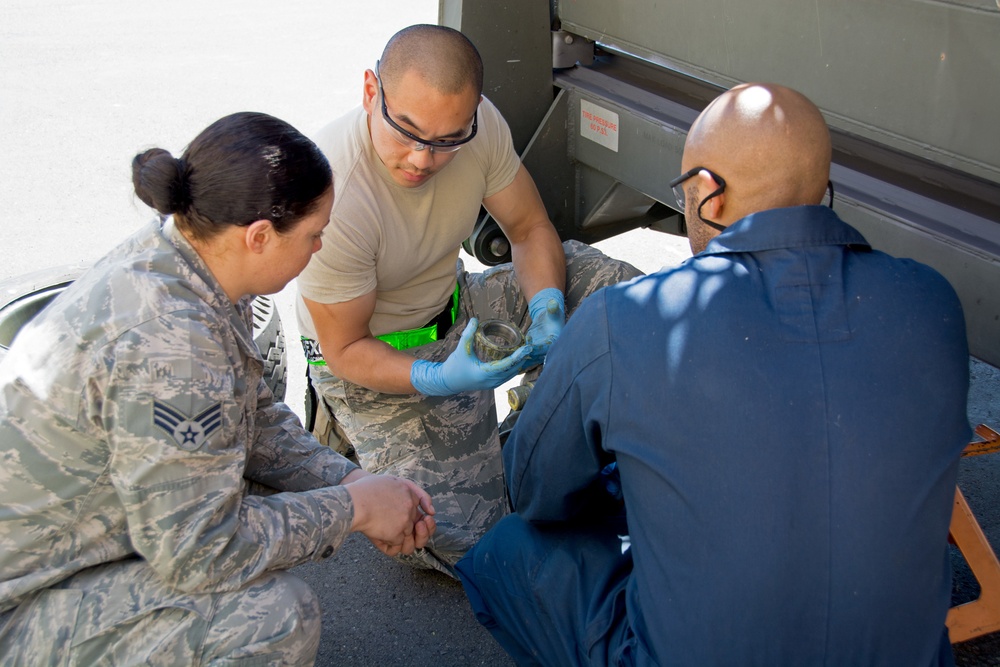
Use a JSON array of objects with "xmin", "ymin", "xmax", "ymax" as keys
[{"xmin": 152, "ymin": 400, "xmax": 223, "ymax": 451}]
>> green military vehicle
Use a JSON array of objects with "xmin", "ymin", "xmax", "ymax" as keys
[{"xmin": 447, "ymin": 0, "xmax": 1000, "ymax": 371}]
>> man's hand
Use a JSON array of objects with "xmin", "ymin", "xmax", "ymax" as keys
[
  {"xmin": 519, "ymin": 288, "xmax": 565, "ymax": 371},
  {"xmin": 409, "ymin": 318, "xmax": 529, "ymax": 396},
  {"xmin": 345, "ymin": 474, "xmax": 436, "ymax": 556}
]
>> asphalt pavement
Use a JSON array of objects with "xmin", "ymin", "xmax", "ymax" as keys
[{"xmin": 1, "ymin": 2, "xmax": 998, "ymax": 665}]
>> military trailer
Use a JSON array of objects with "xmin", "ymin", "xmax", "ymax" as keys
[{"xmin": 442, "ymin": 0, "xmax": 1000, "ymax": 370}]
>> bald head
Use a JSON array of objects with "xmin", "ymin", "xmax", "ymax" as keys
[
  {"xmin": 379, "ymin": 24, "xmax": 483, "ymax": 97},
  {"xmin": 684, "ymin": 83, "xmax": 832, "ymax": 218}
]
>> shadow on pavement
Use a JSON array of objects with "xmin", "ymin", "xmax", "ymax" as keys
[{"xmin": 293, "ymin": 533, "xmax": 514, "ymax": 666}]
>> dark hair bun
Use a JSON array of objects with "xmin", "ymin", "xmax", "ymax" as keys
[
  {"xmin": 131, "ymin": 112, "xmax": 331, "ymax": 240},
  {"xmin": 131, "ymin": 148, "xmax": 189, "ymax": 215}
]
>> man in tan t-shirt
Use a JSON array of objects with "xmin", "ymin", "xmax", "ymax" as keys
[{"xmin": 296, "ymin": 24, "xmax": 642, "ymax": 576}]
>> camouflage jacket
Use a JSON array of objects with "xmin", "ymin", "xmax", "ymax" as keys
[{"xmin": 0, "ymin": 218, "xmax": 359, "ymax": 613}]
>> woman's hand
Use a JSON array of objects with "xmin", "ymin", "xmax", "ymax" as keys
[{"xmin": 345, "ymin": 474, "xmax": 436, "ymax": 556}]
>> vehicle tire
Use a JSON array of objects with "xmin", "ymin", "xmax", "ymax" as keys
[
  {"xmin": 250, "ymin": 294, "xmax": 288, "ymax": 402},
  {"xmin": 0, "ymin": 265, "xmax": 288, "ymax": 401}
]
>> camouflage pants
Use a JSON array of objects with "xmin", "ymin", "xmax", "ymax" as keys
[
  {"xmin": 308, "ymin": 240, "xmax": 643, "ymax": 576},
  {"xmin": 0, "ymin": 559, "xmax": 320, "ymax": 666}
]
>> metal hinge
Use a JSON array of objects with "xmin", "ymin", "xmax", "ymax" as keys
[{"xmin": 552, "ymin": 30, "xmax": 594, "ymax": 69}]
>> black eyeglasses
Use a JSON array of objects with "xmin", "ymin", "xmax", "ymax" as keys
[
  {"xmin": 375, "ymin": 61, "xmax": 477, "ymax": 154},
  {"xmin": 668, "ymin": 167, "xmax": 728, "ymax": 232},
  {"xmin": 669, "ymin": 167, "xmax": 835, "ymax": 229}
]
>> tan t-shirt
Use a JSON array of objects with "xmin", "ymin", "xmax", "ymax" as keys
[{"xmin": 296, "ymin": 97, "xmax": 520, "ymax": 339}]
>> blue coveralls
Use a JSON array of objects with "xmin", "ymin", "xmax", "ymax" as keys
[{"xmin": 458, "ymin": 206, "xmax": 971, "ymax": 666}]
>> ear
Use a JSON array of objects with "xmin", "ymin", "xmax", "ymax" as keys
[
  {"xmin": 697, "ymin": 170, "xmax": 726, "ymax": 221},
  {"xmin": 243, "ymin": 219, "xmax": 274, "ymax": 255},
  {"xmin": 362, "ymin": 69, "xmax": 379, "ymax": 115}
]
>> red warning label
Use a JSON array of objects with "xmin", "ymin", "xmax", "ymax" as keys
[{"xmin": 580, "ymin": 99, "xmax": 619, "ymax": 152}]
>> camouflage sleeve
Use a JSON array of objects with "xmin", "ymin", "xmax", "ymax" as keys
[
  {"xmin": 246, "ymin": 373, "xmax": 360, "ymax": 492},
  {"xmin": 106, "ymin": 311, "xmax": 354, "ymax": 593}
]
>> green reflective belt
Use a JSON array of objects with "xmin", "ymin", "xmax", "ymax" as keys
[{"xmin": 376, "ymin": 283, "xmax": 459, "ymax": 352}]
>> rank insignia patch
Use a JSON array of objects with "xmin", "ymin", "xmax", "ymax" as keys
[{"xmin": 153, "ymin": 400, "xmax": 222, "ymax": 450}]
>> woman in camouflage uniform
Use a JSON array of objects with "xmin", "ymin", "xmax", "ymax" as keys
[{"xmin": 0, "ymin": 112, "xmax": 435, "ymax": 666}]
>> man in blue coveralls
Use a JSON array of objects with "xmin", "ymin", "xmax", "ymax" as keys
[{"xmin": 456, "ymin": 83, "xmax": 971, "ymax": 666}]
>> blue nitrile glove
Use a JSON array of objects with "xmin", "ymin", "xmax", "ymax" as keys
[
  {"xmin": 520, "ymin": 287, "xmax": 565, "ymax": 371},
  {"xmin": 600, "ymin": 462, "xmax": 623, "ymax": 502},
  {"xmin": 410, "ymin": 318, "xmax": 531, "ymax": 396}
]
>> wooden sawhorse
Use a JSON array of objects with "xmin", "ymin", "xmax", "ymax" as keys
[{"xmin": 947, "ymin": 424, "xmax": 1000, "ymax": 644}]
